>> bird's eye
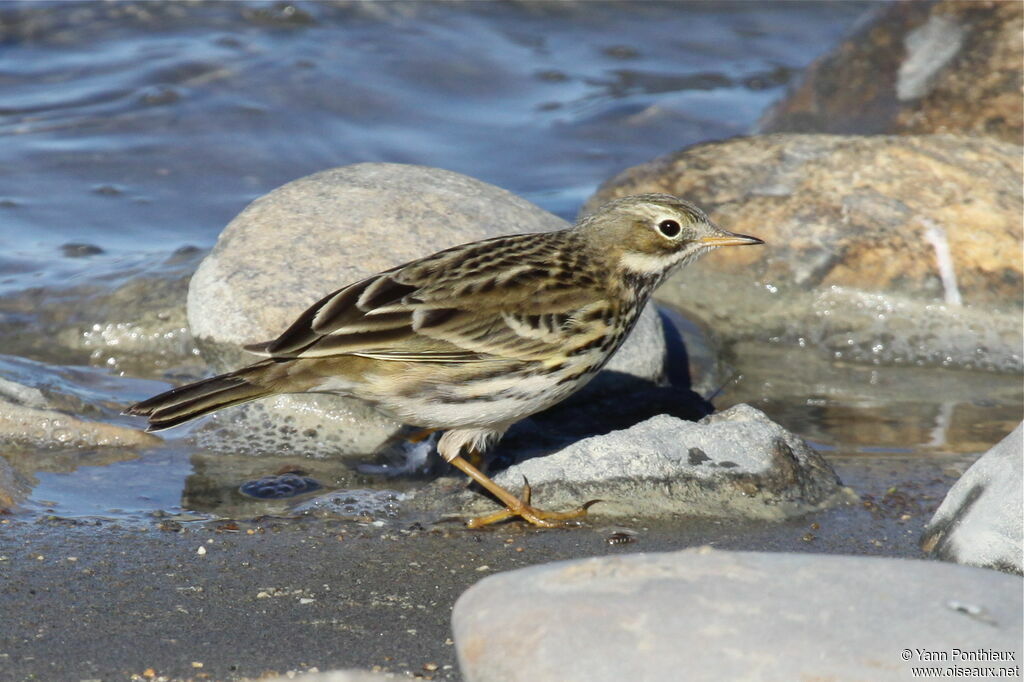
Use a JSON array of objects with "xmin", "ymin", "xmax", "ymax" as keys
[{"xmin": 657, "ymin": 219, "xmax": 681, "ymax": 238}]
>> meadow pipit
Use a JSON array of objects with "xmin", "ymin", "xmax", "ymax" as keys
[{"xmin": 127, "ymin": 193, "xmax": 763, "ymax": 527}]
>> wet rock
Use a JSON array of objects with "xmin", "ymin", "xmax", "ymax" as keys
[
  {"xmin": 452, "ymin": 548, "xmax": 1024, "ymax": 682},
  {"xmin": 187, "ymin": 163, "xmax": 667, "ymax": 456},
  {"xmin": 0, "ymin": 455, "xmax": 30, "ymax": 511},
  {"xmin": 0, "ymin": 357, "xmax": 161, "ymax": 451},
  {"xmin": 0, "ymin": 398, "xmax": 160, "ymax": 451},
  {"xmin": 758, "ymin": 1, "xmax": 1023, "ymax": 145},
  {"xmin": 443, "ymin": 404, "xmax": 853, "ymax": 521},
  {"xmin": 59, "ymin": 242, "xmax": 104, "ymax": 257},
  {"xmin": 587, "ymin": 134, "xmax": 1023, "ymax": 372},
  {"xmin": 922, "ymin": 423, "xmax": 1023, "ymax": 575},
  {"xmin": 0, "ymin": 247, "xmax": 204, "ymax": 378}
]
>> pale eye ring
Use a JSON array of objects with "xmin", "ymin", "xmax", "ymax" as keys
[{"xmin": 657, "ymin": 219, "xmax": 681, "ymax": 238}]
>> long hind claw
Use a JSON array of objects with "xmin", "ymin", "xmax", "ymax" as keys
[
  {"xmin": 465, "ymin": 477, "xmax": 601, "ymax": 529},
  {"xmin": 447, "ymin": 454, "xmax": 599, "ymax": 530}
]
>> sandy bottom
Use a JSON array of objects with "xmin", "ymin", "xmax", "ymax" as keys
[{"xmin": 0, "ymin": 454, "xmax": 967, "ymax": 681}]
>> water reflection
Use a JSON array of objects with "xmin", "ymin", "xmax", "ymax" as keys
[{"xmin": 719, "ymin": 344, "xmax": 1022, "ymax": 454}]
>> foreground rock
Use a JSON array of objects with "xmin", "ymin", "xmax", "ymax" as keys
[
  {"xmin": 188, "ymin": 163, "xmax": 667, "ymax": 457},
  {"xmin": 587, "ymin": 134, "xmax": 1023, "ymax": 372},
  {"xmin": 758, "ymin": 1, "xmax": 1023, "ymax": 144},
  {"xmin": 439, "ymin": 404, "xmax": 852, "ymax": 521},
  {"xmin": 922, "ymin": 423, "xmax": 1024, "ymax": 575},
  {"xmin": 453, "ymin": 548, "xmax": 1024, "ymax": 682}
]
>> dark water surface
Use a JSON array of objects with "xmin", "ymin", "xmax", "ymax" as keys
[
  {"xmin": 1, "ymin": 0, "xmax": 865, "ymax": 292},
  {"xmin": 2, "ymin": 1, "xmax": 1019, "ymax": 526}
]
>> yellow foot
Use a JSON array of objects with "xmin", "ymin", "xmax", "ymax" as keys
[{"xmin": 466, "ymin": 477, "xmax": 600, "ymax": 529}]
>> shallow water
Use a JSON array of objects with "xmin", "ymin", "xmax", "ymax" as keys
[
  {"xmin": 1, "ymin": 0, "xmax": 867, "ymax": 291},
  {"xmin": 1, "ymin": 1, "xmax": 1020, "ymax": 525}
]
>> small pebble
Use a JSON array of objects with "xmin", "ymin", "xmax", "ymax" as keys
[
  {"xmin": 60, "ymin": 242, "xmax": 104, "ymax": 257},
  {"xmin": 196, "ymin": 546, "xmax": 206, "ymax": 556},
  {"xmin": 606, "ymin": 531, "xmax": 636, "ymax": 546}
]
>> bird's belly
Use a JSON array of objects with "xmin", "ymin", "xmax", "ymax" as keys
[{"xmin": 361, "ymin": 358, "xmax": 601, "ymax": 430}]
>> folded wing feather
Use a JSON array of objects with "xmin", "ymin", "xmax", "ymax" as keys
[{"xmin": 243, "ymin": 232, "xmax": 601, "ymax": 364}]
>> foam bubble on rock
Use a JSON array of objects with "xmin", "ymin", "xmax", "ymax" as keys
[{"xmin": 291, "ymin": 489, "xmax": 406, "ymax": 519}]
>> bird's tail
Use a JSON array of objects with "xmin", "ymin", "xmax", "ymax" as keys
[{"xmin": 124, "ymin": 360, "xmax": 277, "ymax": 432}]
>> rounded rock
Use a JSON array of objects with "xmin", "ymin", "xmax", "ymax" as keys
[
  {"xmin": 453, "ymin": 548, "xmax": 1023, "ymax": 682},
  {"xmin": 923, "ymin": 422, "xmax": 1023, "ymax": 574}
]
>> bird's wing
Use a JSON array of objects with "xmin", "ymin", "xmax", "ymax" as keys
[{"xmin": 244, "ymin": 232, "xmax": 606, "ymax": 363}]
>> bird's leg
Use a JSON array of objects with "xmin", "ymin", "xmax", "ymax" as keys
[
  {"xmin": 447, "ymin": 453, "xmax": 597, "ymax": 528},
  {"xmin": 465, "ymin": 447, "xmax": 484, "ymax": 470}
]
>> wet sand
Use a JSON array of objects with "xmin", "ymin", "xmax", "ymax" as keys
[{"xmin": 0, "ymin": 455, "xmax": 966, "ymax": 682}]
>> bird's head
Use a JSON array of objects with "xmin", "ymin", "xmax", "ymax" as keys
[{"xmin": 579, "ymin": 193, "xmax": 763, "ymax": 279}]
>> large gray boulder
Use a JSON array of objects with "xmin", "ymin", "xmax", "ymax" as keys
[
  {"xmin": 453, "ymin": 548, "xmax": 1024, "ymax": 682},
  {"xmin": 922, "ymin": 423, "xmax": 1024, "ymax": 574},
  {"xmin": 187, "ymin": 163, "xmax": 666, "ymax": 457},
  {"xmin": 442, "ymin": 403, "xmax": 853, "ymax": 521}
]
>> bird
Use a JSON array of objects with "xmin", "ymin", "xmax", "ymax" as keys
[{"xmin": 126, "ymin": 193, "xmax": 763, "ymax": 528}]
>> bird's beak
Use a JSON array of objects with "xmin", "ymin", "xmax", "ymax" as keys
[{"xmin": 700, "ymin": 229, "xmax": 764, "ymax": 247}]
